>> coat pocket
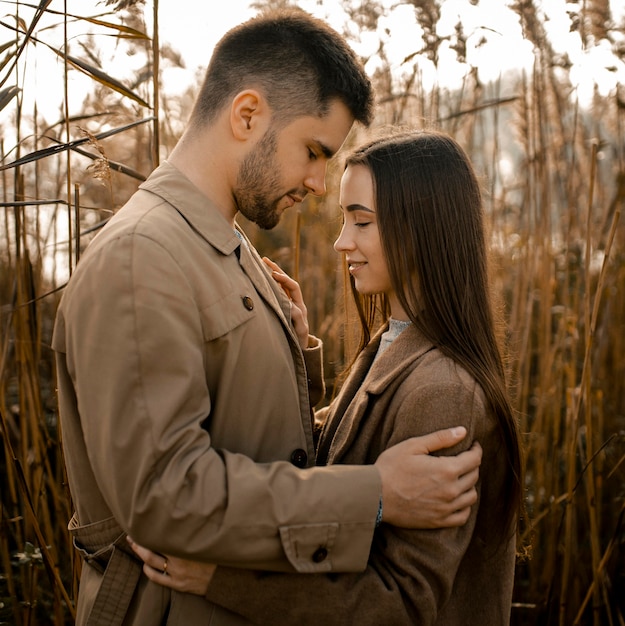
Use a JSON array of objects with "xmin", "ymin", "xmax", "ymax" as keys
[{"xmin": 199, "ymin": 291, "xmax": 257, "ymax": 341}]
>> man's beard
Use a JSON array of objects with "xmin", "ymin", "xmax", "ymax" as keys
[{"xmin": 234, "ymin": 129, "xmax": 284, "ymax": 230}]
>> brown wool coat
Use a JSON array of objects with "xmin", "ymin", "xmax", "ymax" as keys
[
  {"xmin": 52, "ymin": 162, "xmax": 382, "ymax": 625},
  {"xmin": 205, "ymin": 324, "xmax": 517, "ymax": 625}
]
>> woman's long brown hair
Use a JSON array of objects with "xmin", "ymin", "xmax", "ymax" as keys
[{"xmin": 344, "ymin": 130, "xmax": 525, "ymax": 550}]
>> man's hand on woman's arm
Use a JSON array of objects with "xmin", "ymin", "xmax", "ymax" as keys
[
  {"xmin": 375, "ymin": 426, "xmax": 482, "ymax": 528},
  {"xmin": 127, "ymin": 426, "xmax": 482, "ymax": 596}
]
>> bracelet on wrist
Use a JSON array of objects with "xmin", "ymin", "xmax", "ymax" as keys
[{"xmin": 375, "ymin": 496, "xmax": 383, "ymax": 527}]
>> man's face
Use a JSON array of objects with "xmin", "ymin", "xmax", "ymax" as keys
[{"xmin": 233, "ymin": 100, "xmax": 354, "ymax": 230}]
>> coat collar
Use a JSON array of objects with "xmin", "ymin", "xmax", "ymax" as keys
[
  {"xmin": 317, "ymin": 323, "xmax": 436, "ymax": 464},
  {"xmin": 139, "ymin": 161, "xmax": 294, "ymax": 337},
  {"xmin": 139, "ymin": 161, "xmax": 241, "ymax": 257},
  {"xmin": 352, "ymin": 323, "xmax": 435, "ymax": 394}
]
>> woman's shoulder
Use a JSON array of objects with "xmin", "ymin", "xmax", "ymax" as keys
[
  {"xmin": 407, "ymin": 343, "xmax": 481, "ymax": 394},
  {"xmin": 395, "ymin": 347, "xmax": 491, "ymax": 430}
]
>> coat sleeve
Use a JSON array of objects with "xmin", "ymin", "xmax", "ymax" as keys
[
  {"xmin": 204, "ymin": 367, "xmax": 492, "ymax": 625},
  {"xmin": 56, "ymin": 231, "xmax": 381, "ymax": 573}
]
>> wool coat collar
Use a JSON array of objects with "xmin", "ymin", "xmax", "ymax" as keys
[{"xmin": 318, "ymin": 323, "xmax": 436, "ymax": 464}]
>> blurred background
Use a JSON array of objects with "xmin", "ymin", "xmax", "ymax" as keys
[{"xmin": 1, "ymin": 1, "xmax": 624, "ymax": 624}]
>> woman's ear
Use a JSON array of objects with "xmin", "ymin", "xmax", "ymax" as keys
[{"xmin": 230, "ymin": 89, "xmax": 268, "ymax": 140}]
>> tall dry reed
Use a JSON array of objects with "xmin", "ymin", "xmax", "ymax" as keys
[{"xmin": 1, "ymin": 1, "xmax": 624, "ymax": 624}]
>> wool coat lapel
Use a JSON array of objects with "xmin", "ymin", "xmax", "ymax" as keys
[{"xmin": 318, "ymin": 324, "xmax": 435, "ymax": 464}]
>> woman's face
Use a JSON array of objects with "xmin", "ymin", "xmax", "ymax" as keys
[{"xmin": 334, "ymin": 164, "xmax": 407, "ymax": 320}]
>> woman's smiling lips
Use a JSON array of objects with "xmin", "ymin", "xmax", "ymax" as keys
[{"xmin": 347, "ymin": 259, "xmax": 366, "ymax": 273}]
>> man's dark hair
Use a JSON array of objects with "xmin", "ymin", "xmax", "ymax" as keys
[{"xmin": 190, "ymin": 8, "xmax": 374, "ymax": 128}]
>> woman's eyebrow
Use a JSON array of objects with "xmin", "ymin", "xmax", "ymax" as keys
[{"xmin": 343, "ymin": 203, "xmax": 375, "ymax": 213}]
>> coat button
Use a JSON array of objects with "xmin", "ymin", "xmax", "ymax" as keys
[
  {"xmin": 312, "ymin": 547, "xmax": 328, "ymax": 563},
  {"xmin": 290, "ymin": 449, "xmax": 308, "ymax": 468},
  {"xmin": 242, "ymin": 296, "xmax": 254, "ymax": 310}
]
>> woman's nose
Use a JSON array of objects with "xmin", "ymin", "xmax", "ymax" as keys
[{"xmin": 334, "ymin": 225, "xmax": 352, "ymax": 252}]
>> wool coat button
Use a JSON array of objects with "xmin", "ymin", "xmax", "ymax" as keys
[
  {"xmin": 290, "ymin": 448, "xmax": 308, "ymax": 468},
  {"xmin": 242, "ymin": 296, "xmax": 254, "ymax": 310},
  {"xmin": 312, "ymin": 547, "xmax": 328, "ymax": 563}
]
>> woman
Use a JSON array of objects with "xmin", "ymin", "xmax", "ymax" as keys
[{"xmin": 130, "ymin": 130, "xmax": 524, "ymax": 624}]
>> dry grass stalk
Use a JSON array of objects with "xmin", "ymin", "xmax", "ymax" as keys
[{"xmin": 1, "ymin": 2, "xmax": 624, "ymax": 624}]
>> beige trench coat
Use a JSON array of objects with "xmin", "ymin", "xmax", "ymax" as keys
[
  {"xmin": 52, "ymin": 162, "xmax": 381, "ymax": 625},
  {"xmin": 205, "ymin": 325, "xmax": 517, "ymax": 625}
]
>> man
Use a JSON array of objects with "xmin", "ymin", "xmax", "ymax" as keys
[{"xmin": 53, "ymin": 8, "xmax": 481, "ymax": 625}]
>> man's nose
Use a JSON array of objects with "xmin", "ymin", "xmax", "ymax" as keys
[{"xmin": 304, "ymin": 162, "xmax": 328, "ymax": 196}]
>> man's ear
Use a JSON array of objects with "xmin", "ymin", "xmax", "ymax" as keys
[{"xmin": 230, "ymin": 90, "xmax": 268, "ymax": 140}]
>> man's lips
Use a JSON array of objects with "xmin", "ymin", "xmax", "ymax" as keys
[
  {"xmin": 288, "ymin": 192, "xmax": 305, "ymax": 204},
  {"xmin": 280, "ymin": 194, "xmax": 303, "ymax": 211}
]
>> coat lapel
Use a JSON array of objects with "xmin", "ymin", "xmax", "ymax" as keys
[
  {"xmin": 319, "ymin": 325, "xmax": 435, "ymax": 463},
  {"xmin": 316, "ymin": 337, "xmax": 379, "ymax": 465},
  {"xmin": 143, "ymin": 163, "xmax": 295, "ymax": 343},
  {"xmin": 235, "ymin": 230, "xmax": 295, "ymax": 336}
]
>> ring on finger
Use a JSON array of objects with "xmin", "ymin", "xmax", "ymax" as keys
[{"xmin": 162, "ymin": 558, "xmax": 168, "ymax": 576}]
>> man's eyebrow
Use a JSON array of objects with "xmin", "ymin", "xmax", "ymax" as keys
[
  {"xmin": 313, "ymin": 140, "xmax": 336, "ymax": 159},
  {"xmin": 341, "ymin": 203, "xmax": 375, "ymax": 213}
]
